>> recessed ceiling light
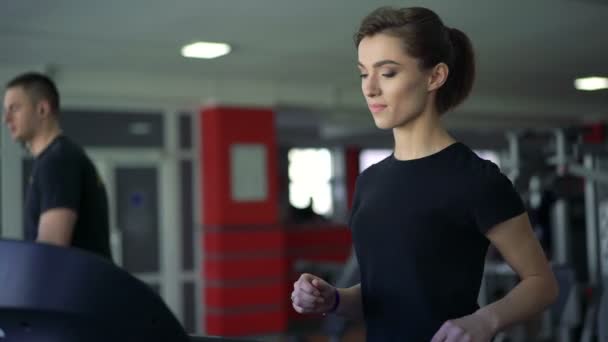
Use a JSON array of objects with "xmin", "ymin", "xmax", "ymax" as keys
[
  {"xmin": 574, "ymin": 76, "xmax": 608, "ymax": 91},
  {"xmin": 181, "ymin": 41, "xmax": 231, "ymax": 59}
]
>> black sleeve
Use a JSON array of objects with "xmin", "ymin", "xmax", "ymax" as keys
[
  {"xmin": 470, "ymin": 160, "xmax": 526, "ymax": 233},
  {"xmin": 37, "ymin": 155, "xmax": 81, "ymax": 212}
]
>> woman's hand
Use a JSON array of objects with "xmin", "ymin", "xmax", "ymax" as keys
[
  {"xmin": 291, "ymin": 273, "xmax": 336, "ymax": 314},
  {"xmin": 431, "ymin": 311, "xmax": 496, "ymax": 342}
]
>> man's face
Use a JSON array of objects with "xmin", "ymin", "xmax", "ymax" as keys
[{"xmin": 3, "ymin": 86, "xmax": 41, "ymax": 143}]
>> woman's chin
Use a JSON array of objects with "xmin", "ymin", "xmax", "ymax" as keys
[{"xmin": 372, "ymin": 118, "xmax": 394, "ymax": 130}]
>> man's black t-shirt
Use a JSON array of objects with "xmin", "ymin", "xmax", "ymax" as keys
[
  {"xmin": 349, "ymin": 142, "xmax": 525, "ymax": 341},
  {"xmin": 24, "ymin": 135, "xmax": 112, "ymax": 260}
]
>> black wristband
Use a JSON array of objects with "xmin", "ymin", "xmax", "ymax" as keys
[{"xmin": 328, "ymin": 288, "xmax": 340, "ymax": 313}]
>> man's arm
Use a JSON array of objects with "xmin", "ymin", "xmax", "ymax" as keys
[{"xmin": 37, "ymin": 208, "xmax": 77, "ymax": 246}]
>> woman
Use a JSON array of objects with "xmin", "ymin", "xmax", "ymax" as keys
[{"xmin": 291, "ymin": 6, "xmax": 558, "ymax": 341}]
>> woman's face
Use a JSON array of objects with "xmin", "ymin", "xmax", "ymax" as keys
[{"xmin": 357, "ymin": 33, "xmax": 434, "ymax": 130}]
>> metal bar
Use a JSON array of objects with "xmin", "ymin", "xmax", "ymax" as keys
[
  {"xmin": 583, "ymin": 155, "xmax": 601, "ymax": 286},
  {"xmin": 552, "ymin": 199, "xmax": 570, "ymax": 264},
  {"xmin": 568, "ymin": 163, "xmax": 608, "ymax": 185},
  {"xmin": 506, "ymin": 132, "xmax": 519, "ymax": 182}
]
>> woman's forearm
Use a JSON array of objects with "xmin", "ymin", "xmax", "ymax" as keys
[
  {"xmin": 334, "ymin": 283, "xmax": 364, "ymax": 320},
  {"xmin": 476, "ymin": 274, "xmax": 558, "ymax": 335}
]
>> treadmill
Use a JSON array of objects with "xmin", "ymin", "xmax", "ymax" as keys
[{"xmin": 0, "ymin": 239, "xmax": 253, "ymax": 342}]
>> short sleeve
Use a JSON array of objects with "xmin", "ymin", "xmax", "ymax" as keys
[
  {"xmin": 470, "ymin": 161, "xmax": 525, "ymax": 233},
  {"xmin": 37, "ymin": 155, "xmax": 81, "ymax": 212}
]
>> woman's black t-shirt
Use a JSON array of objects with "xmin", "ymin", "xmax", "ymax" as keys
[{"xmin": 350, "ymin": 142, "xmax": 525, "ymax": 341}]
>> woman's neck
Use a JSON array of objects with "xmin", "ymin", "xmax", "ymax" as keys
[{"xmin": 392, "ymin": 110, "xmax": 455, "ymax": 161}]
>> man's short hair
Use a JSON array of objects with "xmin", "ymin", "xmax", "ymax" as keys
[{"xmin": 6, "ymin": 72, "xmax": 60, "ymax": 114}]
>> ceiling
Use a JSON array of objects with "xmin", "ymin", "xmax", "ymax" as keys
[{"xmin": 1, "ymin": 0, "xmax": 607, "ymax": 138}]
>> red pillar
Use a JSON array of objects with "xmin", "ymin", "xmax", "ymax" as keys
[
  {"xmin": 199, "ymin": 106, "xmax": 286, "ymax": 336},
  {"xmin": 345, "ymin": 146, "xmax": 361, "ymax": 210}
]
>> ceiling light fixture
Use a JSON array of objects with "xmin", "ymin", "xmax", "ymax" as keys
[
  {"xmin": 181, "ymin": 41, "xmax": 231, "ymax": 59},
  {"xmin": 574, "ymin": 76, "xmax": 608, "ymax": 91}
]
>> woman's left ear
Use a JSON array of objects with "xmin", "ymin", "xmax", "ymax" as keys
[{"xmin": 427, "ymin": 63, "xmax": 449, "ymax": 92}]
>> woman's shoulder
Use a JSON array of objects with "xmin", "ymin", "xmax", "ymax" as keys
[
  {"xmin": 358, "ymin": 153, "xmax": 392, "ymax": 178},
  {"xmin": 450, "ymin": 143, "xmax": 500, "ymax": 172}
]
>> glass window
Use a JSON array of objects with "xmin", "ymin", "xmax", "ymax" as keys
[{"xmin": 288, "ymin": 148, "xmax": 333, "ymax": 216}]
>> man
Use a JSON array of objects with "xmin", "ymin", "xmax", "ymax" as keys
[{"xmin": 3, "ymin": 72, "xmax": 112, "ymax": 260}]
